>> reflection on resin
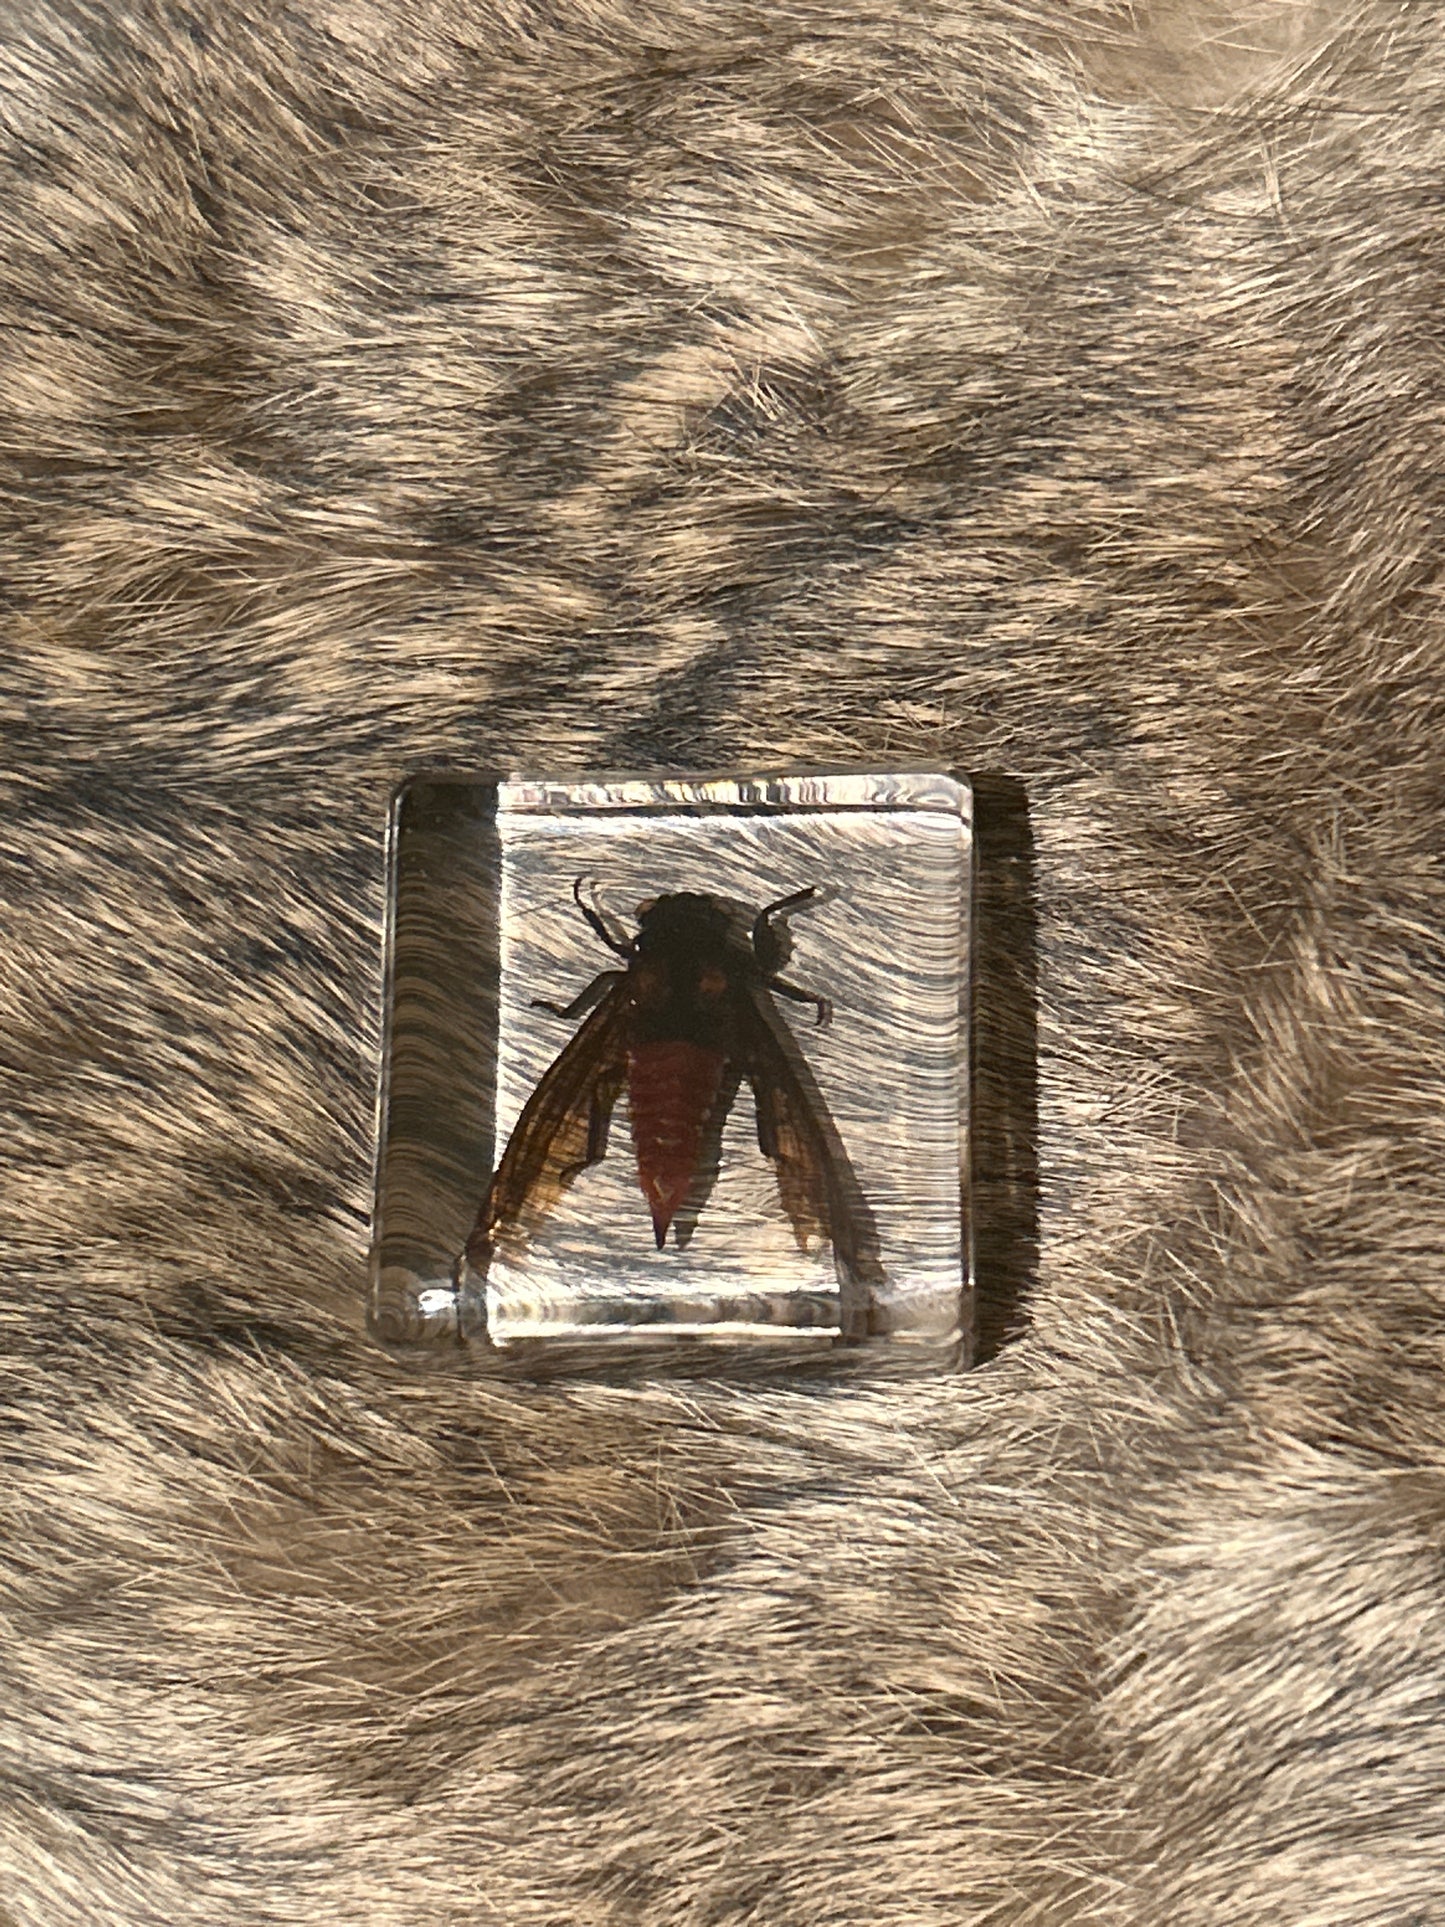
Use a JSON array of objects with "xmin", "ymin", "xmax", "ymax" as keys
[{"xmin": 370, "ymin": 772, "xmax": 972, "ymax": 1355}]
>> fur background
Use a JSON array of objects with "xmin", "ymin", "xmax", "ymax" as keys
[{"xmin": 4, "ymin": 1, "xmax": 1444, "ymax": 1920}]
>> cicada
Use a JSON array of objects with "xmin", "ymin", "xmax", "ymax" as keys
[{"xmin": 463, "ymin": 882, "xmax": 858, "ymax": 1281}]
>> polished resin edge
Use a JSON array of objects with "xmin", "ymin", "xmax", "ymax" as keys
[{"xmin": 500, "ymin": 769, "xmax": 970, "ymax": 818}]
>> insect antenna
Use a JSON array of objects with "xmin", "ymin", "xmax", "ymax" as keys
[{"xmin": 571, "ymin": 875, "xmax": 633, "ymax": 957}]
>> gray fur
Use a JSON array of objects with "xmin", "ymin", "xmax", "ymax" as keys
[{"xmin": 3, "ymin": 1, "xmax": 1444, "ymax": 1920}]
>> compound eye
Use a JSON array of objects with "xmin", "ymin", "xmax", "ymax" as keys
[
  {"xmin": 635, "ymin": 897, "xmax": 657, "ymax": 920},
  {"xmin": 630, "ymin": 962, "xmax": 667, "ymax": 1006}
]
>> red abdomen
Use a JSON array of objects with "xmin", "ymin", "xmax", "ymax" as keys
[{"xmin": 628, "ymin": 1040, "xmax": 726, "ymax": 1248}]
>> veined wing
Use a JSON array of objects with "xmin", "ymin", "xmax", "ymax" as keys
[
  {"xmin": 465, "ymin": 978, "xmax": 630, "ymax": 1271},
  {"xmin": 741, "ymin": 986, "xmax": 859, "ymax": 1285}
]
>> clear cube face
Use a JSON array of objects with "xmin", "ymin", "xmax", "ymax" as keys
[{"xmin": 370, "ymin": 772, "xmax": 972, "ymax": 1361}]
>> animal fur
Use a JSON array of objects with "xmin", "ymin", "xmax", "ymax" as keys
[{"xmin": 3, "ymin": 1, "xmax": 1444, "ymax": 1920}]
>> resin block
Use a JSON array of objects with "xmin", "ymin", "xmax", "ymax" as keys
[{"xmin": 370, "ymin": 772, "xmax": 972, "ymax": 1360}]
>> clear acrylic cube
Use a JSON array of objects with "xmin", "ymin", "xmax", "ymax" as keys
[{"xmin": 370, "ymin": 772, "xmax": 972, "ymax": 1363}]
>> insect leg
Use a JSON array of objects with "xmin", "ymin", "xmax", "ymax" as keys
[
  {"xmin": 572, "ymin": 875, "xmax": 633, "ymax": 957},
  {"xmin": 767, "ymin": 977, "xmax": 832, "ymax": 1027},
  {"xmin": 532, "ymin": 969, "xmax": 626, "ymax": 1020}
]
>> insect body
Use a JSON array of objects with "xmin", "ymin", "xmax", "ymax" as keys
[{"xmin": 464, "ymin": 882, "xmax": 857, "ymax": 1278}]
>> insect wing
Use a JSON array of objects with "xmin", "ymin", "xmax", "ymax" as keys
[
  {"xmin": 741, "ymin": 986, "xmax": 859, "ymax": 1283},
  {"xmin": 467, "ymin": 979, "xmax": 630, "ymax": 1268}
]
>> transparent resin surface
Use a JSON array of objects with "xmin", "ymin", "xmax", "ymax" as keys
[{"xmin": 370, "ymin": 772, "xmax": 972, "ymax": 1358}]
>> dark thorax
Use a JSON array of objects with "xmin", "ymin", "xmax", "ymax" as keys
[{"xmin": 624, "ymin": 893, "xmax": 749, "ymax": 1054}]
